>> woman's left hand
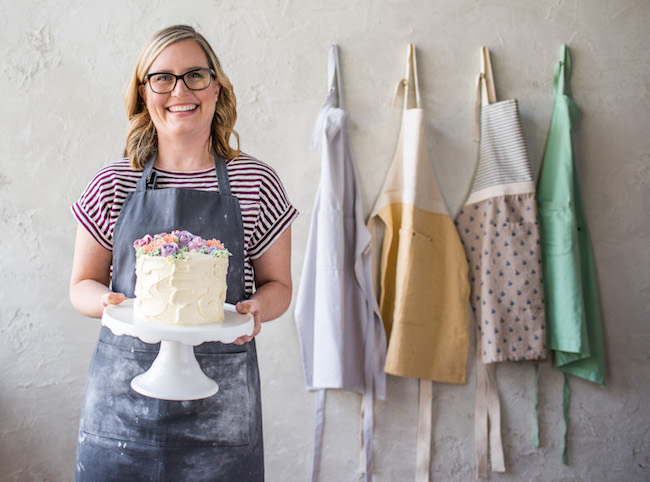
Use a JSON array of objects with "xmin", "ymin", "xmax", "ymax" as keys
[{"xmin": 233, "ymin": 299, "xmax": 262, "ymax": 345}]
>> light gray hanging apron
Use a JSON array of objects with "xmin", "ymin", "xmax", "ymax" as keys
[
  {"xmin": 75, "ymin": 153, "xmax": 264, "ymax": 482},
  {"xmin": 294, "ymin": 44, "xmax": 386, "ymax": 482}
]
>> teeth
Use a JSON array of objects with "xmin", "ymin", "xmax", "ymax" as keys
[{"xmin": 168, "ymin": 105, "xmax": 197, "ymax": 112}]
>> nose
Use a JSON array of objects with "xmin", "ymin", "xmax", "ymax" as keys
[{"xmin": 171, "ymin": 77, "xmax": 190, "ymax": 95}]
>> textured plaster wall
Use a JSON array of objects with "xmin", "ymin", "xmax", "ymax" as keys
[{"xmin": 1, "ymin": 1, "xmax": 649, "ymax": 481}]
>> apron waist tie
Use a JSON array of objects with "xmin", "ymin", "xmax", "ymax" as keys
[
  {"xmin": 310, "ymin": 389, "xmax": 377, "ymax": 482},
  {"xmin": 415, "ymin": 379, "xmax": 433, "ymax": 482},
  {"xmin": 562, "ymin": 372, "xmax": 571, "ymax": 465},
  {"xmin": 310, "ymin": 389, "xmax": 326, "ymax": 482},
  {"xmin": 474, "ymin": 334, "xmax": 506, "ymax": 478}
]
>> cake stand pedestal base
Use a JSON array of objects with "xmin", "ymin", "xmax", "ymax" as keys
[{"xmin": 131, "ymin": 340, "xmax": 219, "ymax": 400}]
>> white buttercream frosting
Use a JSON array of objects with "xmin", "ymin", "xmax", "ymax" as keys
[{"xmin": 134, "ymin": 252, "xmax": 229, "ymax": 325}]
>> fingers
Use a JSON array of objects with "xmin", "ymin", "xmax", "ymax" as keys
[
  {"xmin": 102, "ymin": 292, "xmax": 126, "ymax": 307},
  {"xmin": 232, "ymin": 317, "xmax": 262, "ymax": 345},
  {"xmin": 235, "ymin": 299, "xmax": 257, "ymax": 314}
]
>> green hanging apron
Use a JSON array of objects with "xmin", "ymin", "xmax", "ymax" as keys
[
  {"xmin": 538, "ymin": 44, "xmax": 606, "ymax": 384},
  {"xmin": 537, "ymin": 44, "xmax": 606, "ymax": 463}
]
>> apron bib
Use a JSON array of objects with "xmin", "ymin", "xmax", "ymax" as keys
[{"xmin": 75, "ymin": 153, "xmax": 264, "ymax": 482}]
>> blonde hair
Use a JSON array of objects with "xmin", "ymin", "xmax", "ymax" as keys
[{"xmin": 123, "ymin": 25, "xmax": 240, "ymax": 169}]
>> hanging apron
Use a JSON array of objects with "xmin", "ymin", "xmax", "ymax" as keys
[
  {"xmin": 456, "ymin": 46, "xmax": 547, "ymax": 478},
  {"xmin": 537, "ymin": 44, "xmax": 606, "ymax": 463},
  {"xmin": 295, "ymin": 45, "xmax": 387, "ymax": 482},
  {"xmin": 368, "ymin": 44, "xmax": 470, "ymax": 482},
  {"xmin": 75, "ymin": 153, "xmax": 264, "ymax": 482}
]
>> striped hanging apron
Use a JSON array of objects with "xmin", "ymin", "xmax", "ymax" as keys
[{"xmin": 455, "ymin": 47, "xmax": 547, "ymax": 478}]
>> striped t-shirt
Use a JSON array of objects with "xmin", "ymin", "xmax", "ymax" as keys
[{"xmin": 72, "ymin": 153, "xmax": 298, "ymax": 296}]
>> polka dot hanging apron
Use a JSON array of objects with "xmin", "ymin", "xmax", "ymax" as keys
[{"xmin": 455, "ymin": 47, "xmax": 547, "ymax": 478}]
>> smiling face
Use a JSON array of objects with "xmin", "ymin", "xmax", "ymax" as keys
[{"xmin": 139, "ymin": 39, "xmax": 220, "ymax": 146}]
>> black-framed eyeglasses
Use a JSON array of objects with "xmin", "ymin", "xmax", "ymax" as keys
[{"xmin": 143, "ymin": 68, "xmax": 216, "ymax": 94}]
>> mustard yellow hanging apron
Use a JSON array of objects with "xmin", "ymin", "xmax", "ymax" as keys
[{"xmin": 368, "ymin": 44, "xmax": 470, "ymax": 482}]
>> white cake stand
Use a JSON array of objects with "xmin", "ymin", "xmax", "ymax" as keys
[{"xmin": 102, "ymin": 299, "xmax": 254, "ymax": 401}]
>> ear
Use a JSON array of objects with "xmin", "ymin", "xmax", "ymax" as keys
[{"xmin": 138, "ymin": 83, "xmax": 147, "ymax": 103}]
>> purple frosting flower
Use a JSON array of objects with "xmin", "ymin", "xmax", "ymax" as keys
[
  {"xmin": 160, "ymin": 242, "xmax": 179, "ymax": 257},
  {"xmin": 177, "ymin": 230, "xmax": 194, "ymax": 247}
]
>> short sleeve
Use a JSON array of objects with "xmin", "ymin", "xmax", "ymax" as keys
[
  {"xmin": 70, "ymin": 160, "xmax": 139, "ymax": 250},
  {"xmin": 246, "ymin": 163, "xmax": 299, "ymax": 259}
]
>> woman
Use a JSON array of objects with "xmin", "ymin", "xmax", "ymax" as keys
[{"xmin": 70, "ymin": 25, "xmax": 297, "ymax": 481}]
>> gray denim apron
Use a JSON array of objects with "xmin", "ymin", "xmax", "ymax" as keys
[{"xmin": 75, "ymin": 153, "xmax": 264, "ymax": 481}]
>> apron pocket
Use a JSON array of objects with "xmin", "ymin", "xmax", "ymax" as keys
[
  {"xmin": 80, "ymin": 340, "xmax": 251, "ymax": 447},
  {"xmin": 393, "ymin": 228, "xmax": 438, "ymax": 322},
  {"xmin": 538, "ymin": 202, "xmax": 575, "ymax": 256}
]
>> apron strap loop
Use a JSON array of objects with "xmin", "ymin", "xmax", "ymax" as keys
[
  {"xmin": 392, "ymin": 44, "xmax": 421, "ymax": 110},
  {"xmin": 146, "ymin": 171, "xmax": 158, "ymax": 190},
  {"xmin": 310, "ymin": 45, "xmax": 344, "ymax": 151},
  {"xmin": 554, "ymin": 44, "xmax": 572, "ymax": 98},
  {"xmin": 328, "ymin": 44, "xmax": 344, "ymax": 109},
  {"xmin": 473, "ymin": 46, "xmax": 497, "ymax": 142}
]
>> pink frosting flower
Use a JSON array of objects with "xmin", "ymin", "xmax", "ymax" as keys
[
  {"xmin": 133, "ymin": 234, "xmax": 153, "ymax": 250},
  {"xmin": 187, "ymin": 236, "xmax": 206, "ymax": 251},
  {"xmin": 160, "ymin": 242, "xmax": 179, "ymax": 257}
]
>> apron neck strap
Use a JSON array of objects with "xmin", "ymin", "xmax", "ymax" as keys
[
  {"xmin": 214, "ymin": 152, "xmax": 231, "ymax": 196},
  {"xmin": 328, "ymin": 44, "xmax": 344, "ymax": 109},
  {"xmin": 404, "ymin": 43, "xmax": 421, "ymax": 110},
  {"xmin": 554, "ymin": 44, "xmax": 572, "ymax": 98},
  {"xmin": 135, "ymin": 151, "xmax": 231, "ymax": 195},
  {"xmin": 392, "ymin": 43, "xmax": 421, "ymax": 110}
]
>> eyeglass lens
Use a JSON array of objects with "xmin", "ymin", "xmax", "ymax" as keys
[{"xmin": 148, "ymin": 70, "xmax": 212, "ymax": 94}]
